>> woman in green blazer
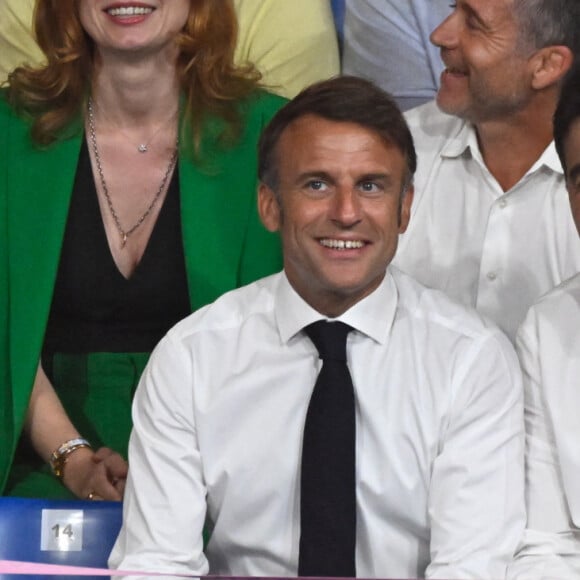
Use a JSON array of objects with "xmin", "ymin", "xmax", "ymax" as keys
[{"xmin": 0, "ymin": 0, "xmax": 284, "ymax": 500}]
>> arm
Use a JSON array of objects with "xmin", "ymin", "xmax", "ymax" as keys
[
  {"xmin": 425, "ymin": 330, "xmax": 525, "ymax": 579},
  {"xmin": 109, "ymin": 333, "xmax": 208, "ymax": 575},
  {"xmin": 508, "ymin": 310, "xmax": 580, "ymax": 579},
  {"xmin": 25, "ymin": 364, "xmax": 127, "ymax": 500},
  {"xmin": 233, "ymin": 0, "xmax": 340, "ymax": 99}
]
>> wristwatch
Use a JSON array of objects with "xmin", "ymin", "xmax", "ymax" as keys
[{"xmin": 50, "ymin": 437, "xmax": 92, "ymax": 480}]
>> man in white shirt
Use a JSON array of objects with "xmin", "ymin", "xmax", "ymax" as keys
[
  {"xmin": 393, "ymin": 0, "xmax": 580, "ymax": 341},
  {"xmin": 509, "ymin": 65, "xmax": 580, "ymax": 579},
  {"xmin": 110, "ymin": 76, "xmax": 524, "ymax": 579}
]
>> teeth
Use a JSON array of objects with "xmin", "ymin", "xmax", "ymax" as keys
[
  {"xmin": 320, "ymin": 239, "xmax": 365, "ymax": 250},
  {"xmin": 108, "ymin": 6, "xmax": 153, "ymax": 16}
]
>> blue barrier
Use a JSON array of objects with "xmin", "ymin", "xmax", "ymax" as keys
[{"xmin": 0, "ymin": 497, "xmax": 122, "ymax": 578}]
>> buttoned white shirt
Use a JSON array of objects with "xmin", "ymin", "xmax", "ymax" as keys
[
  {"xmin": 110, "ymin": 268, "xmax": 524, "ymax": 579},
  {"xmin": 394, "ymin": 101, "xmax": 580, "ymax": 341},
  {"xmin": 509, "ymin": 273, "xmax": 580, "ymax": 579}
]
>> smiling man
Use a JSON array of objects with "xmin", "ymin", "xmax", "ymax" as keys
[
  {"xmin": 110, "ymin": 77, "xmax": 524, "ymax": 579},
  {"xmin": 393, "ymin": 0, "xmax": 580, "ymax": 341}
]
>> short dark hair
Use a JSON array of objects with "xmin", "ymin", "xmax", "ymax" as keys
[
  {"xmin": 554, "ymin": 64, "xmax": 580, "ymax": 173},
  {"xmin": 258, "ymin": 76, "xmax": 417, "ymax": 193},
  {"xmin": 514, "ymin": 0, "xmax": 580, "ymax": 59}
]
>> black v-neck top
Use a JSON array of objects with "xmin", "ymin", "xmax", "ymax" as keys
[{"xmin": 42, "ymin": 140, "xmax": 191, "ymax": 356}]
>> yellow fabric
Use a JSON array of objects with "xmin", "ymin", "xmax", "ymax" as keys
[
  {"xmin": 0, "ymin": 0, "xmax": 41, "ymax": 83},
  {"xmin": 0, "ymin": 0, "xmax": 340, "ymax": 97},
  {"xmin": 232, "ymin": 0, "xmax": 340, "ymax": 97}
]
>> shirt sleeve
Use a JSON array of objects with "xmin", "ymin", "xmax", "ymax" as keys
[
  {"xmin": 425, "ymin": 329, "xmax": 526, "ymax": 579},
  {"xmin": 108, "ymin": 332, "xmax": 209, "ymax": 575},
  {"xmin": 508, "ymin": 309, "xmax": 580, "ymax": 579},
  {"xmin": 233, "ymin": 0, "xmax": 340, "ymax": 99}
]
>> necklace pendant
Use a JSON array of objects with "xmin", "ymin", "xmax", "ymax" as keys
[
  {"xmin": 121, "ymin": 233, "xmax": 128, "ymax": 248},
  {"xmin": 138, "ymin": 144, "xmax": 148, "ymax": 153}
]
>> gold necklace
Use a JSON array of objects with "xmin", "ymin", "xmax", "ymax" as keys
[{"xmin": 87, "ymin": 97, "xmax": 178, "ymax": 248}]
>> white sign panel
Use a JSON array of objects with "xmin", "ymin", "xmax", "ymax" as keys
[{"xmin": 40, "ymin": 509, "xmax": 84, "ymax": 552}]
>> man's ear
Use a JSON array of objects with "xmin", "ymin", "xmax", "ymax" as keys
[
  {"xmin": 258, "ymin": 182, "xmax": 282, "ymax": 232},
  {"xmin": 398, "ymin": 185, "xmax": 414, "ymax": 233},
  {"xmin": 530, "ymin": 45, "xmax": 573, "ymax": 90}
]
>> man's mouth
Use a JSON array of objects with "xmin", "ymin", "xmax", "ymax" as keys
[
  {"xmin": 319, "ymin": 239, "xmax": 366, "ymax": 250},
  {"xmin": 444, "ymin": 65, "xmax": 468, "ymax": 76}
]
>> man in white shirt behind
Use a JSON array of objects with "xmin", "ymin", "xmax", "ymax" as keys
[
  {"xmin": 509, "ymin": 65, "xmax": 580, "ymax": 579},
  {"xmin": 393, "ymin": 0, "xmax": 580, "ymax": 341},
  {"xmin": 110, "ymin": 76, "xmax": 524, "ymax": 579}
]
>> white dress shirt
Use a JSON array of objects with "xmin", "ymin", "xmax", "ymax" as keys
[
  {"xmin": 110, "ymin": 268, "xmax": 524, "ymax": 579},
  {"xmin": 509, "ymin": 274, "xmax": 580, "ymax": 579},
  {"xmin": 394, "ymin": 101, "xmax": 580, "ymax": 341},
  {"xmin": 342, "ymin": 0, "xmax": 451, "ymax": 110}
]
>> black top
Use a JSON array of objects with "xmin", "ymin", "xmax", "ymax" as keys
[{"xmin": 42, "ymin": 140, "xmax": 191, "ymax": 357}]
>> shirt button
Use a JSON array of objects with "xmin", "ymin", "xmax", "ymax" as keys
[
  {"xmin": 487, "ymin": 272, "xmax": 498, "ymax": 281},
  {"xmin": 498, "ymin": 199, "xmax": 508, "ymax": 209}
]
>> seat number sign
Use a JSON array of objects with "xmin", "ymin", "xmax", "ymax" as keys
[{"xmin": 40, "ymin": 509, "xmax": 84, "ymax": 551}]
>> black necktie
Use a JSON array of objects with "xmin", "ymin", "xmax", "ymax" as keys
[{"xmin": 298, "ymin": 320, "xmax": 356, "ymax": 578}]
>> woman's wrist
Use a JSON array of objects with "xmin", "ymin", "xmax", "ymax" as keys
[{"xmin": 50, "ymin": 437, "xmax": 93, "ymax": 481}]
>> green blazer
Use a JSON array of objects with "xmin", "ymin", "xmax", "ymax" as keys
[{"xmin": 0, "ymin": 91, "xmax": 285, "ymax": 492}]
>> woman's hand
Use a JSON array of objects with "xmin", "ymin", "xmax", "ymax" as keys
[
  {"xmin": 26, "ymin": 364, "xmax": 128, "ymax": 501},
  {"xmin": 62, "ymin": 446, "xmax": 128, "ymax": 501}
]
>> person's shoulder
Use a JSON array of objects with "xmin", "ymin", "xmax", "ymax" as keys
[
  {"xmin": 516, "ymin": 274, "xmax": 580, "ymax": 378},
  {"xmin": 0, "ymin": 89, "xmax": 33, "ymax": 144},
  {"xmin": 0, "ymin": 89, "xmax": 20, "ymax": 123},
  {"xmin": 541, "ymin": 271, "xmax": 580, "ymax": 301},
  {"xmin": 246, "ymin": 88, "xmax": 288, "ymax": 108},
  {"xmin": 239, "ymin": 89, "xmax": 288, "ymax": 122},
  {"xmin": 391, "ymin": 266, "xmax": 510, "ymax": 345},
  {"xmin": 524, "ymin": 272, "xmax": 580, "ymax": 327},
  {"xmin": 166, "ymin": 273, "xmax": 281, "ymax": 343},
  {"xmin": 0, "ymin": 89, "xmax": 9, "ymax": 117}
]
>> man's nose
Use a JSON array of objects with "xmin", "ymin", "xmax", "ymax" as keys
[
  {"xmin": 430, "ymin": 11, "xmax": 458, "ymax": 50},
  {"xmin": 330, "ymin": 187, "xmax": 362, "ymax": 226}
]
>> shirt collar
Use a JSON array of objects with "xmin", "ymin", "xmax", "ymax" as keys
[
  {"xmin": 530, "ymin": 141, "xmax": 563, "ymax": 175},
  {"xmin": 440, "ymin": 117, "xmax": 477, "ymax": 160},
  {"xmin": 440, "ymin": 118, "xmax": 564, "ymax": 176},
  {"xmin": 274, "ymin": 269, "xmax": 399, "ymax": 346}
]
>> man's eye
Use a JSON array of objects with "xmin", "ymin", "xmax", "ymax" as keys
[
  {"xmin": 465, "ymin": 16, "xmax": 479, "ymax": 30},
  {"xmin": 359, "ymin": 182, "xmax": 380, "ymax": 193},
  {"xmin": 306, "ymin": 180, "xmax": 327, "ymax": 191}
]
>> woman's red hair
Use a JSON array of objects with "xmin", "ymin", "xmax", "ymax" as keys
[{"xmin": 7, "ymin": 0, "xmax": 261, "ymax": 148}]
